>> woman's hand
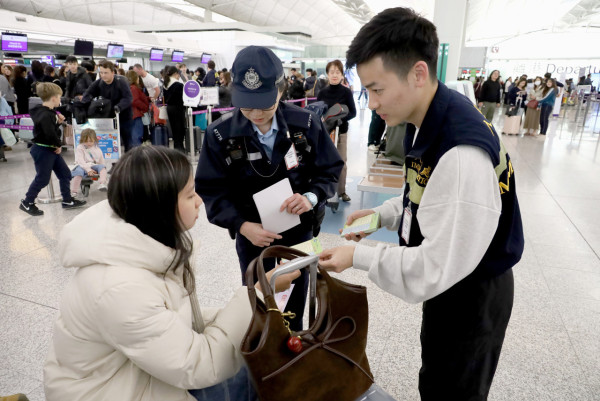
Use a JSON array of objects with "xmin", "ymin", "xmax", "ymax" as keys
[{"xmin": 255, "ymin": 265, "xmax": 301, "ymax": 294}]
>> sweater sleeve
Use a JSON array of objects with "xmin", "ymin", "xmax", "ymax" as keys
[
  {"xmin": 352, "ymin": 145, "xmax": 502, "ymax": 303},
  {"xmin": 116, "ymin": 78, "xmax": 133, "ymax": 111},
  {"xmin": 345, "ymin": 88, "xmax": 357, "ymax": 121}
]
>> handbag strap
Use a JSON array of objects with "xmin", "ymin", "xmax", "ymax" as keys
[{"xmin": 245, "ymin": 246, "xmax": 308, "ymax": 311}]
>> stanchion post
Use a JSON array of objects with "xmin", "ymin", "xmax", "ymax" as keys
[
  {"xmin": 38, "ymin": 175, "xmax": 63, "ymax": 204},
  {"xmin": 187, "ymin": 107, "xmax": 196, "ymax": 162},
  {"xmin": 207, "ymin": 105, "xmax": 213, "ymax": 126}
]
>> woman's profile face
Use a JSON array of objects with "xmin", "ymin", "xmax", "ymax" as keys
[{"xmin": 178, "ymin": 175, "xmax": 202, "ymax": 231}]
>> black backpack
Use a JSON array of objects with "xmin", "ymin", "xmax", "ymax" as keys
[{"xmin": 87, "ymin": 97, "xmax": 113, "ymax": 118}]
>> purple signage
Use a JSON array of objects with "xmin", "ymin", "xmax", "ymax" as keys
[
  {"xmin": 150, "ymin": 48, "xmax": 163, "ymax": 61},
  {"xmin": 184, "ymin": 81, "xmax": 200, "ymax": 98},
  {"xmin": 171, "ymin": 51, "xmax": 184, "ymax": 62},
  {"xmin": 41, "ymin": 55, "xmax": 54, "ymax": 66},
  {"xmin": 2, "ymin": 33, "xmax": 28, "ymax": 52},
  {"xmin": 107, "ymin": 44, "xmax": 124, "ymax": 58},
  {"xmin": 201, "ymin": 53, "xmax": 211, "ymax": 64}
]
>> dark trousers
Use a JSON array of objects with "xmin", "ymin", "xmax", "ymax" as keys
[
  {"xmin": 419, "ymin": 269, "xmax": 514, "ymax": 401},
  {"xmin": 368, "ymin": 110, "xmax": 385, "ymax": 146},
  {"xmin": 539, "ymin": 104, "xmax": 553, "ymax": 135},
  {"xmin": 25, "ymin": 145, "xmax": 72, "ymax": 203},
  {"xmin": 167, "ymin": 105, "xmax": 186, "ymax": 152},
  {"xmin": 119, "ymin": 115, "xmax": 133, "ymax": 152},
  {"xmin": 235, "ymin": 226, "xmax": 312, "ymax": 332}
]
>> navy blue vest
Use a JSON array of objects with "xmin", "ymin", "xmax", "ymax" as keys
[{"xmin": 400, "ymin": 82, "xmax": 524, "ymax": 279}]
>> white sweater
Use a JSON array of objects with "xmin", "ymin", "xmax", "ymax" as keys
[{"xmin": 353, "ymin": 145, "xmax": 502, "ymax": 303}]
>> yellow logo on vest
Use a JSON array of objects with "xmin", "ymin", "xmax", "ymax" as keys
[
  {"xmin": 499, "ymin": 159, "xmax": 514, "ymax": 194},
  {"xmin": 416, "ymin": 166, "xmax": 432, "ymax": 185}
]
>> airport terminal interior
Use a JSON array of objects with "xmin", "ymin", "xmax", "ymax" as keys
[{"xmin": 1, "ymin": 1, "xmax": 600, "ymax": 400}]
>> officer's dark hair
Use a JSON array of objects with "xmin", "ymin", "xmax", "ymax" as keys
[
  {"xmin": 346, "ymin": 7, "xmax": 439, "ymax": 81},
  {"xmin": 65, "ymin": 55, "xmax": 78, "ymax": 64},
  {"xmin": 107, "ymin": 146, "xmax": 196, "ymax": 295},
  {"xmin": 276, "ymin": 75, "xmax": 287, "ymax": 94}
]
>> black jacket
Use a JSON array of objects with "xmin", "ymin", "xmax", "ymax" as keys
[
  {"xmin": 202, "ymin": 69, "xmax": 217, "ymax": 87},
  {"xmin": 195, "ymin": 102, "xmax": 343, "ymax": 235},
  {"xmin": 66, "ymin": 67, "xmax": 93, "ymax": 99},
  {"xmin": 316, "ymin": 83, "xmax": 357, "ymax": 133},
  {"xmin": 478, "ymin": 79, "xmax": 501, "ymax": 103},
  {"xmin": 163, "ymin": 81, "xmax": 184, "ymax": 107},
  {"xmin": 30, "ymin": 105, "xmax": 62, "ymax": 148},
  {"xmin": 81, "ymin": 75, "xmax": 133, "ymax": 120},
  {"xmin": 13, "ymin": 76, "xmax": 31, "ymax": 113}
]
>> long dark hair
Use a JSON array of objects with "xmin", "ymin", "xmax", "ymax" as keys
[
  {"xmin": 163, "ymin": 66, "xmax": 179, "ymax": 88},
  {"xmin": 542, "ymin": 78, "xmax": 557, "ymax": 96},
  {"xmin": 107, "ymin": 146, "xmax": 196, "ymax": 294}
]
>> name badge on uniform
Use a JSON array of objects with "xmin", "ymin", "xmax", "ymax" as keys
[
  {"xmin": 284, "ymin": 144, "xmax": 299, "ymax": 170},
  {"xmin": 401, "ymin": 206, "xmax": 412, "ymax": 243}
]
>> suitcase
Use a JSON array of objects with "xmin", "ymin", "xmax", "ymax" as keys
[
  {"xmin": 151, "ymin": 125, "xmax": 169, "ymax": 147},
  {"xmin": 28, "ymin": 97, "xmax": 42, "ymax": 111},
  {"xmin": 502, "ymin": 115, "xmax": 522, "ymax": 135},
  {"xmin": 18, "ymin": 117, "xmax": 34, "ymax": 142},
  {"xmin": 185, "ymin": 126, "xmax": 203, "ymax": 153}
]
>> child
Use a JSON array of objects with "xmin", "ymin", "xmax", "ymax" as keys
[
  {"xmin": 19, "ymin": 82, "xmax": 86, "ymax": 216},
  {"xmin": 44, "ymin": 146, "xmax": 298, "ymax": 401},
  {"xmin": 70, "ymin": 128, "xmax": 108, "ymax": 195}
]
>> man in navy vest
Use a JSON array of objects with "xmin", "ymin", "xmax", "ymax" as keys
[{"xmin": 319, "ymin": 7, "xmax": 524, "ymax": 401}]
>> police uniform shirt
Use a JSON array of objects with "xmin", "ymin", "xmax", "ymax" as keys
[
  {"xmin": 195, "ymin": 102, "xmax": 343, "ymax": 235},
  {"xmin": 252, "ymin": 116, "xmax": 278, "ymax": 160}
]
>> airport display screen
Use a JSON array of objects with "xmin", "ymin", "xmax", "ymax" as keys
[
  {"xmin": 171, "ymin": 51, "xmax": 184, "ymax": 62},
  {"xmin": 201, "ymin": 53, "xmax": 211, "ymax": 64},
  {"xmin": 106, "ymin": 44, "xmax": 124, "ymax": 58},
  {"xmin": 74, "ymin": 40, "xmax": 94, "ymax": 56},
  {"xmin": 150, "ymin": 48, "xmax": 164, "ymax": 61},
  {"xmin": 41, "ymin": 55, "xmax": 55, "ymax": 66},
  {"xmin": 2, "ymin": 33, "xmax": 28, "ymax": 52}
]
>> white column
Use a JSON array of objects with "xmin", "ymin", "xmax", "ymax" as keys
[{"xmin": 433, "ymin": 0, "xmax": 468, "ymax": 83}]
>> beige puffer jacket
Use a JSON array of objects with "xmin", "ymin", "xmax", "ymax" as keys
[{"xmin": 44, "ymin": 200, "xmax": 252, "ymax": 401}]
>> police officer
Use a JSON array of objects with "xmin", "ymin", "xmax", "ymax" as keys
[{"xmin": 195, "ymin": 46, "xmax": 343, "ymax": 331}]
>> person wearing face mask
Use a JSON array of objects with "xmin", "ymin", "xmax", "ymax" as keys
[
  {"xmin": 195, "ymin": 46, "xmax": 343, "ymax": 332},
  {"xmin": 162, "ymin": 66, "xmax": 187, "ymax": 152},
  {"xmin": 523, "ymin": 77, "xmax": 543, "ymax": 136},
  {"xmin": 316, "ymin": 59, "xmax": 357, "ymax": 202}
]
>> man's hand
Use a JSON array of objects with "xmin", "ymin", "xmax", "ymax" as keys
[
  {"xmin": 57, "ymin": 113, "xmax": 65, "ymax": 124},
  {"xmin": 280, "ymin": 193, "xmax": 312, "ymax": 215},
  {"xmin": 256, "ymin": 264, "xmax": 301, "ymax": 294},
  {"xmin": 240, "ymin": 222, "xmax": 282, "ymax": 247},
  {"xmin": 477, "ymin": 102, "xmax": 483, "ymax": 108},
  {"xmin": 54, "ymin": 147, "xmax": 62, "ymax": 155},
  {"xmin": 87, "ymin": 170, "xmax": 98, "ymax": 177},
  {"xmin": 340, "ymin": 209, "xmax": 376, "ymax": 242},
  {"xmin": 319, "ymin": 246, "xmax": 356, "ymax": 273},
  {"xmin": 496, "ymin": 103, "xmax": 500, "ymax": 107}
]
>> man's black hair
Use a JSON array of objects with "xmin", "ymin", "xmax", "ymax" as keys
[
  {"xmin": 65, "ymin": 55, "xmax": 78, "ymax": 64},
  {"xmin": 346, "ymin": 7, "xmax": 439, "ymax": 80}
]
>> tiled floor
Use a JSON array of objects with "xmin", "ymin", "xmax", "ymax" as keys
[{"xmin": 1, "ymin": 101, "xmax": 600, "ymax": 400}]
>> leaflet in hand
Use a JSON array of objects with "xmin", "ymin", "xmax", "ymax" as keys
[
  {"xmin": 290, "ymin": 238, "xmax": 323, "ymax": 255},
  {"xmin": 340, "ymin": 212, "xmax": 380, "ymax": 237},
  {"xmin": 252, "ymin": 178, "xmax": 301, "ymax": 234}
]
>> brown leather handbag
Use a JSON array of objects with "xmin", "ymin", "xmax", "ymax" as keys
[{"xmin": 241, "ymin": 246, "xmax": 373, "ymax": 401}]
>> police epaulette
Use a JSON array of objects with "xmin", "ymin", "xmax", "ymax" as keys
[{"xmin": 283, "ymin": 106, "xmax": 312, "ymax": 129}]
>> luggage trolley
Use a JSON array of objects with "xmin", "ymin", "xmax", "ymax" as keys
[{"xmin": 71, "ymin": 113, "xmax": 121, "ymax": 197}]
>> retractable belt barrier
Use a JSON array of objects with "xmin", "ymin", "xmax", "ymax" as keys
[
  {"xmin": 0, "ymin": 97, "xmax": 319, "ymax": 131},
  {"xmin": 189, "ymin": 97, "xmax": 317, "ymax": 116}
]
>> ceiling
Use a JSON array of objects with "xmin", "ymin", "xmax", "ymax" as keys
[
  {"xmin": 1, "ymin": 0, "xmax": 598, "ymax": 49},
  {"xmin": 0, "ymin": 0, "xmax": 432, "ymax": 46}
]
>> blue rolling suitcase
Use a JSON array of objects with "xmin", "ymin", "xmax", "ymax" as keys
[{"xmin": 151, "ymin": 125, "xmax": 169, "ymax": 147}]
